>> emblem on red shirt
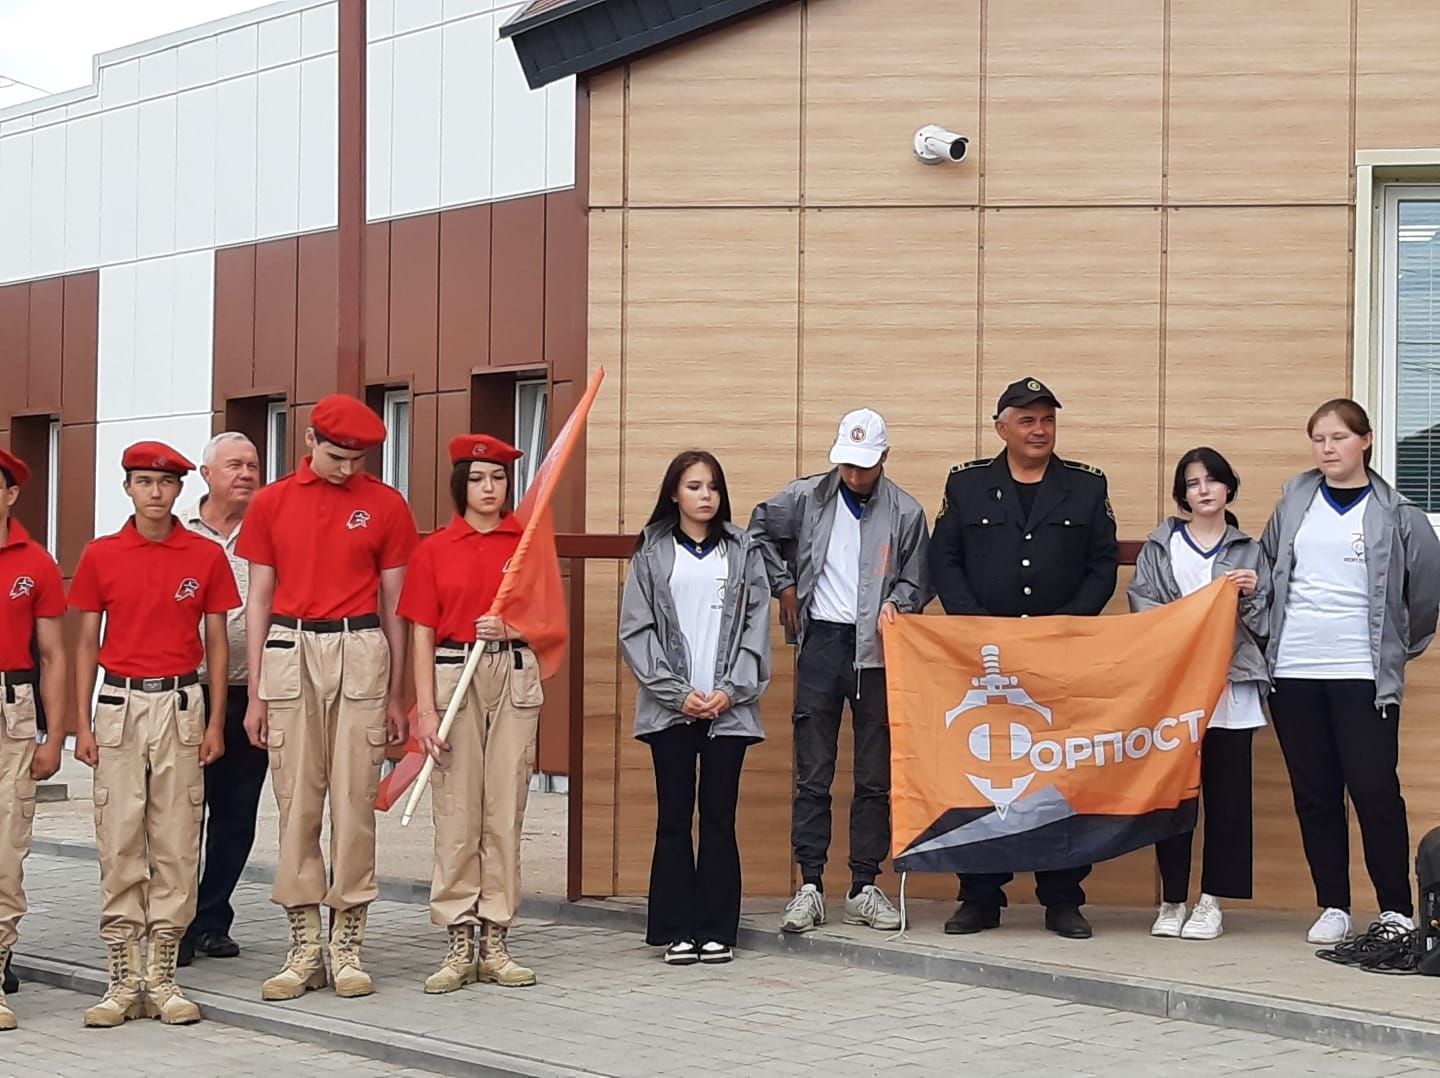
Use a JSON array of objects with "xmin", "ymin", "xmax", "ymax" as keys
[
  {"xmin": 347, "ymin": 510, "xmax": 371, "ymax": 530},
  {"xmin": 9, "ymin": 576, "xmax": 34, "ymax": 600},
  {"xmin": 175, "ymin": 577, "xmax": 200, "ymax": 601}
]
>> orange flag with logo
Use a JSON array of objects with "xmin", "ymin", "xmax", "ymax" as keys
[
  {"xmin": 375, "ymin": 367, "xmax": 605, "ymax": 811},
  {"xmin": 884, "ymin": 579, "xmax": 1238, "ymax": 874}
]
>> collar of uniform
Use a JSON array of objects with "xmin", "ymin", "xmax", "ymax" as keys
[
  {"xmin": 181, "ymin": 496, "xmax": 243, "ymax": 540},
  {"xmin": 118, "ymin": 516, "xmax": 190, "ymax": 548},
  {"xmin": 296, "ymin": 456, "xmax": 358, "ymax": 489},
  {"xmin": 0, "ymin": 517, "xmax": 33, "ymax": 550},
  {"xmin": 444, "ymin": 513, "xmax": 523, "ymax": 541}
]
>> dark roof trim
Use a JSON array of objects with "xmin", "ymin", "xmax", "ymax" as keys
[{"xmin": 500, "ymin": 0, "xmax": 791, "ymax": 91}]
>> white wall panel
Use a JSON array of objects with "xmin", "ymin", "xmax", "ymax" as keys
[
  {"xmin": 170, "ymin": 251, "xmax": 215, "ymax": 415},
  {"xmin": 259, "ymin": 12, "xmax": 304, "ymax": 68},
  {"xmin": 443, "ymin": 0, "xmax": 493, "ymax": 16},
  {"xmin": 256, "ymin": 65, "xmax": 302, "ymax": 238},
  {"xmin": 302, "ymin": 3, "xmax": 339, "ymax": 57},
  {"xmin": 491, "ymin": 33, "xmax": 548, "ymax": 200},
  {"xmin": 390, "ymin": 27, "xmax": 443, "ymax": 215},
  {"xmin": 133, "ymin": 258, "xmax": 176, "ymax": 416},
  {"xmin": 29, "ymin": 125, "xmax": 67, "ymax": 279},
  {"xmin": 63, "ymin": 116, "xmax": 103, "ymax": 269},
  {"xmin": 367, "ymin": 0, "xmax": 395, "ymax": 40},
  {"xmin": 93, "ymin": 414, "xmax": 213, "ymax": 535},
  {"xmin": 366, "ymin": 39, "xmax": 394, "ymax": 220},
  {"xmin": 100, "ymin": 60, "xmax": 139, "ymax": 108},
  {"xmin": 177, "ymin": 38, "xmax": 219, "ymax": 91},
  {"xmin": 214, "ymin": 75, "xmax": 259, "ymax": 246},
  {"xmin": 96, "ymin": 263, "xmax": 138, "ymax": 422},
  {"xmin": 175, "ymin": 88, "xmax": 218, "ymax": 251},
  {"xmin": 216, "ymin": 25, "xmax": 260, "ymax": 80},
  {"xmin": 138, "ymin": 48, "xmax": 180, "ymax": 100},
  {"xmin": 136, "ymin": 98, "xmax": 179, "ymax": 259},
  {"xmin": 0, "ymin": 133, "xmax": 33, "ymax": 282},
  {"xmin": 395, "ymin": 0, "xmax": 443, "ymax": 34},
  {"xmin": 545, "ymin": 79, "xmax": 576, "ymax": 192},
  {"xmin": 98, "ymin": 107, "xmax": 139, "ymax": 265},
  {"xmin": 440, "ymin": 14, "xmax": 493, "ymax": 207},
  {"xmin": 0, "ymin": 117, "xmax": 33, "ymax": 135},
  {"xmin": 299, "ymin": 54, "xmax": 339, "ymax": 232},
  {"xmin": 65, "ymin": 98, "xmax": 100, "ymax": 120}
]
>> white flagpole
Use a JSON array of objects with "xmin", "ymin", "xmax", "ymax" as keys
[{"xmin": 401, "ymin": 641, "xmax": 486, "ymax": 826}]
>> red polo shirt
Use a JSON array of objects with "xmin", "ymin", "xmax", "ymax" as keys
[
  {"xmin": 68, "ymin": 518, "xmax": 242, "ymax": 678},
  {"xmin": 397, "ymin": 514, "xmax": 521, "ymax": 643},
  {"xmin": 237, "ymin": 457, "xmax": 418, "ymax": 620},
  {"xmin": 0, "ymin": 518, "xmax": 66, "ymax": 670}
]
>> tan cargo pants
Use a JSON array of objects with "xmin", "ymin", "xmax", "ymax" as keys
[
  {"xmin": 92, "ymin": 680, "xmax": 206, "ymax": 944},
  {"xmin": 0, "ymin": 677, "xmax": 38, "ymax": 951},
  {"xmin": 429, "ymin": 645, "xmax": 543, "ymax": 929},
  {"xmin": 259, "ymin": 623, "xmax": 389, "ymax": 912}
]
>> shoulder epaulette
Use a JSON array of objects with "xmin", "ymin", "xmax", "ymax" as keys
[
  {"xmin": 949, "ymin": 458, "xmax": 989, "ymax": 474},
  {"xmin": 1062, "ymin": 459, "xmax": 1105, "ymax": 478}
]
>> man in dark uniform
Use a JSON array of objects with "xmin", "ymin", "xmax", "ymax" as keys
[{"xmin": 929, "ymin": 377, "xmax": 1118, "ymax": 940}]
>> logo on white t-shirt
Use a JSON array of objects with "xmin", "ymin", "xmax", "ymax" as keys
[{"xmin": 1347, "ymin": 532, "xmax": 1366, "ymax": 564}]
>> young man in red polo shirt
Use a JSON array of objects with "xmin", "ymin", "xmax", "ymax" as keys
[
  {"xmin": 69, "ymin": 442, "xmax": 238, "ymax": 1028},
  {"xmin": 0, "ymin": 448, "xmax": 67, "ymax": 1031},
  {"xmin": 239, "ymin": 395, "xmax": 417, "ymax": 1001}
]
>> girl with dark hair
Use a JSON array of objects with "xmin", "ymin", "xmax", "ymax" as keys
[
  {"xmin": 398, "ymin": 435, "xmax": 545, "ymax": 993},
  {"xmin": 619, "ymin": 450, "xmax": 771, "ymax": 966},
  {"xmin": 1262, "ymin": 399, "xmax": 1440, "ymax": 948},
  {"xmin": 1129, "ymin": 446, "xmax": 1269, "ymax": 941}
]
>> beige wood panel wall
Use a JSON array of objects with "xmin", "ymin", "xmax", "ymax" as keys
[{"xmin": 579, "ymin": 0, "xmax": 1440, "ymax": 910}]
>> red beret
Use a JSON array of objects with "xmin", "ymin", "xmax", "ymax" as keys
[
  {"xmin": 449, "ymin": 434, "xmax": 523, "ymax": 466},
  {"xmin": 312, "ymin": 395, "xmax": 387, "ymax": 451},
  {"xmin": 122, "ymin": 441, "xmax": 195, "ymax": 475},
  {"xmin": 0, "ymin": 448, "xmax": 30, "ymax": 487}
]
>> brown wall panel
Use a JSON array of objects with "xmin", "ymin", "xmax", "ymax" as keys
[
  {"xmin": 57, "ymin": 423, "xmax": 95, "ymax": 575},
  {"xmin": 253, "ymin": 239, "xmax": 299, "ymax": 395},
  {"xmin": 213, "ymin": 246, "xmax": 257, "ymax": 410},
  {"xmin": 434, "ymin": 391, "xmax": 470, "ymax": 512},
  {"xmin": 387, "ymin": 214, "xmax": 440, "ymax": 394},
  {"xmin": 363, "ymin": 222, "xmax": 391, "ymax": 385},
  {"xmin": 490, "ymin": 197, "xmax": 547, "ymax": 368},
  {"xmin": 25, "ymin": 279, "xmax": 63, "ymax": 414},
  {"xmin": 408, "ymin": 392, "xmax": 440, "ymax": 534},
  {"xmin": 438, "ymin": 204, "xmax": 492, "ymax": 388},
  {"xmin": 0, "ymin": 284, "xmax": 30, "ymax": 413},
  {"xmin": 296, "ymin": 231, "xmax": 340, "ymax": 405},
  {"xmin": 9, "ymin": 416, "xmax": 52, "ymax": 544},
  {"xmin": 544, "ymin": 189, "xmax": 588, "ymax": 386},
  {"xmin": 61, "ymin": 272, "xmax": 99, "ymax": 422}
]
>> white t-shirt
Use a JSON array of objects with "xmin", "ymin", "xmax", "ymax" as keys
[
  {"xmin": 669, "ymin": 537, "xmax": 729, "ymax": 696},
  {"xmin": 809, "ymin": 492, "xmax": 863, "ymax": 625},
  {"xmin": 1168, "ymin": 527, "xmax": 1266, "ymax": 730},
  {"xmin": 1274, "ymin": 487, "xmax": 1374, "ymax": 680}
]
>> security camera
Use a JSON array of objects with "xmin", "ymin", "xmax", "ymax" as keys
[{"xmin": 913, "ymin": 124, "xmax": 968, "ymax": 165}]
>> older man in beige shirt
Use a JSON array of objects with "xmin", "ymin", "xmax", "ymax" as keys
[{"xmin": 178, "ymin": 432, "xmax": 264, "ymax": 967}]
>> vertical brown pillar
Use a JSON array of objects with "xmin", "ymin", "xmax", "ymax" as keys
[{"xmin": 336, "ymin": 0, "xmax": 366, "ymax": 399}]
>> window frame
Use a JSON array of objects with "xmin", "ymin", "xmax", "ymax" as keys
[
  {"xmin": 513, "ymin": 378, "xmax": 549, "ymax": 502},
  {"xmin": 265, "ymin": 400, "xmax": 288, "ymax": 484},
  {"xmin": 45, "ymin": 417, "xmax": 59, "ymax": 559},
  {"xmin": 382, "ymin": 388, "xmax": 412, "ymax": 499}
]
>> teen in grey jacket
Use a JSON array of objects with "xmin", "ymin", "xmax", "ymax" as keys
[{"xmin": 1261, "ymin": 399, "xmax": 1440, "ymax": 945}]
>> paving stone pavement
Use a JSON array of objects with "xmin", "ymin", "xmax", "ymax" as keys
[{"xmin": 7, "ymin": 853, "xmax": 1438, "ymax": 1077}]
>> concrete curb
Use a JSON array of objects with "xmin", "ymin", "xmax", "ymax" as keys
[{"xmin": 26, "ymin": 838, "xmax": 1440, "ymax": 1061}]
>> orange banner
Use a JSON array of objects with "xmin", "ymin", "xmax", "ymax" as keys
[{"xmin": 885, "ymin": 579, "xmax": 1238, "ymax": 874}]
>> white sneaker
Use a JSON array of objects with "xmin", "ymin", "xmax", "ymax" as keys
[
  {"xmin": 1181, "ymin": 894, "xmax": 1223, "ymax": 940},
  {"xmin": 1151, "ymin": 901, "xmax": 1186, "ymax": 938},
  {"xmin": 1307, "ymin": 907, "xmax": 1352, "ymax": 945},
  {"xmin": 1380, "ymin": 910, "xmax": 1417, "ymax": 932},
  {"xmin": 663, "ymin": 941, "xmax": 699, "ymax": 966},
  {"xmin": 843, "ymin": 885, "xmax": 901, "ymax": 931},
  {"xmin": 781, "ymin": 884, "xmax": 826, "ymax": 934}
]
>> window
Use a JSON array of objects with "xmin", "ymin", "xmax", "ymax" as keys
[
  {"xmin": 514, "ymin": 379, "xmax": 549, "ymax": 501},
  {"xmin": 46, "ymin": 418, "xmax": 59, "ymax": 559},
  {"xmin": 383, "ymin": 389, "xmax": 411, "ymax": 499},
  {"xmin": 1380, "ymin": 185, "xmax": 1440, "ymax": 514},
  {"xmin": 265, "ymin": 401, "xmax": 288, "ymax": 483}
]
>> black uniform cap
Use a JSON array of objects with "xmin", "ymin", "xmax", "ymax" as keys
[{"xmin": 994, "ymin": 377, "xmax": 1063, "ymax": 419}]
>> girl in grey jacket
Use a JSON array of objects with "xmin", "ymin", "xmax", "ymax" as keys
[
  {"xmin": 619, "ymin": 450, "xmax": 771, "ymax": 967},
  {"xmin": 1261, "ymin": 399, "xmax": 1440, "ymax": 951},
  {"xmin": 1129, "ymin": 447, "xmax": 1270, "ymax": 943}
]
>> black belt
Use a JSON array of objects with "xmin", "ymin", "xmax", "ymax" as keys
[
  {"xmin": 0, "ymin": 668, "xmax": 37, "ymax": 686},
  {"xmin": 273, "ymin": 614, "xmax": 381, "ymax": 634},
  {"xmin": 103, "ymin": 671, "xmax": 200, "ymax": 693},
  {"xmin": 438, "ymin": 638, "xmax": 529, "ymax": 655}
]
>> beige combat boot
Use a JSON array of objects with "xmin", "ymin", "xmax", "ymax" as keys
[
  {"xmin": 0, "ymin": 945, "xmax": 15, "ymax": 1031},
  {"xmin": 329, "ymin": 906, "xmax": 374, "ymax": 998},
  {"xmin": 478, "ymin": 921, "xmax": 536, "ymax": 987},
  {"xmin": 424, "ymin": 925, "xmax": 478, "ymax": 994},
  {"xmin": 144, "ymin": 938, "xmax": 201, "ymax": 1025},
  {"xmin": 261, "ymin": 907, "xmax": 328, "ymax": 1002},
  {"xmin": 83, "ymin": 941, "xmax": 147, "ymax": 1027}
]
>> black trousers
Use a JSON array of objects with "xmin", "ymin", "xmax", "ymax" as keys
[
  {"xmin": 187, "ymin": 685, "xmax": 269, "ymax": 939},
  {"xmin": 791, "ymin": 621, "xmax": 890, "ymax": 885},
  {"xmin": 1269, "ymin": 678, "xmax": 1411, "ymax": 917},
  {"xmin": 1155, "ymin": 726, "xmax": 1255, "ymax": 903},
  {"xmin": 958, "ymin": 865, "xmax": 1091, "ymax": 910},
  {"xmin": 644, "ymin": 722, "xmax": 750, "ymax": 947}
]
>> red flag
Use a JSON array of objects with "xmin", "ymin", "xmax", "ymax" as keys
[{"xmin": 375, "ymin": 367, "xmax": 605, "ymax": 811}]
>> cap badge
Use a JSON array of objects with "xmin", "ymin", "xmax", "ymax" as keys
[
  {"xmin": 473, "ymin": 444, "xmax": 487, "ymax": 457},
  {"xmin": 850, "ymin": 426, "xmax": 867, "ymax": 442},
  {"xmin": 1026, "ymin": 380, "xmax": 1041, "ymax": 391},
  {"xmin": 340, "ymin": 438, "xmax": 360, "ymax": 450},
  {"xmin": 174, "ymin": 577, "xmax": 200, "ymax": 602},
  {"xmin": 154, "ymin": 456, "xmax": 169, "ymax": 468}
]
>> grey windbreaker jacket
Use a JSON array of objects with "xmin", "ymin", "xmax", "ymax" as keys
[
  {"xmin": 1127, "ymin": 518, "xmax": 1271, "ymax": 691},
  {"xmin": 747, "ymin": 469, "xmax": 931, "ymax": 669},
  {"xmin": 620, "ymin": 521, "xmax": 772, "ymax": 741},
  {"xmin": 1261, "ymin": 468, "xmax": 1440, "ymax": 711}
]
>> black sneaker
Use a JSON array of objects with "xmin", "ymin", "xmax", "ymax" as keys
[
  {"xmin": 194, "ymin": 930, "xmax": 241, "ymax": 959},
  {"xmin": 944, "ymin": 902, "xmax": 1001, "ymax": 935},
  {"xmin": 698, "ymin": 942, "xmax": 733, "ymax": 965},
  {"xmin": 2, "ymin": 951, "xmax": 18, "ymax": 994},
  {"xmin": 664, "ymin": 941, "xmax": 700, "ymax": 966}
]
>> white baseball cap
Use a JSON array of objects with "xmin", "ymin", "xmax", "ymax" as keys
[{"xmin": 829, "ymin": 408, "xmax": 889, "ymax": 468}]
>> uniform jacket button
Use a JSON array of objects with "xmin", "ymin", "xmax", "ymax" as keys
[
  {"xmin": 1022, "ymin": 559, "xmax": 1031, "ymax": 567},
  {"xmin": 1024, "ymin": 586, "xmax": 1032, "ymax": 595},
  {"xmin": 1024, "ymin": 533, "xmax": 1033, "ymax": 541},
  {"xmin": 982, "ymin": 518, "xmax": 989, "ymax": 525},
  {"xmin": 1064, "ymin": 519, "xmax": 1071, "ymax": 526}
]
